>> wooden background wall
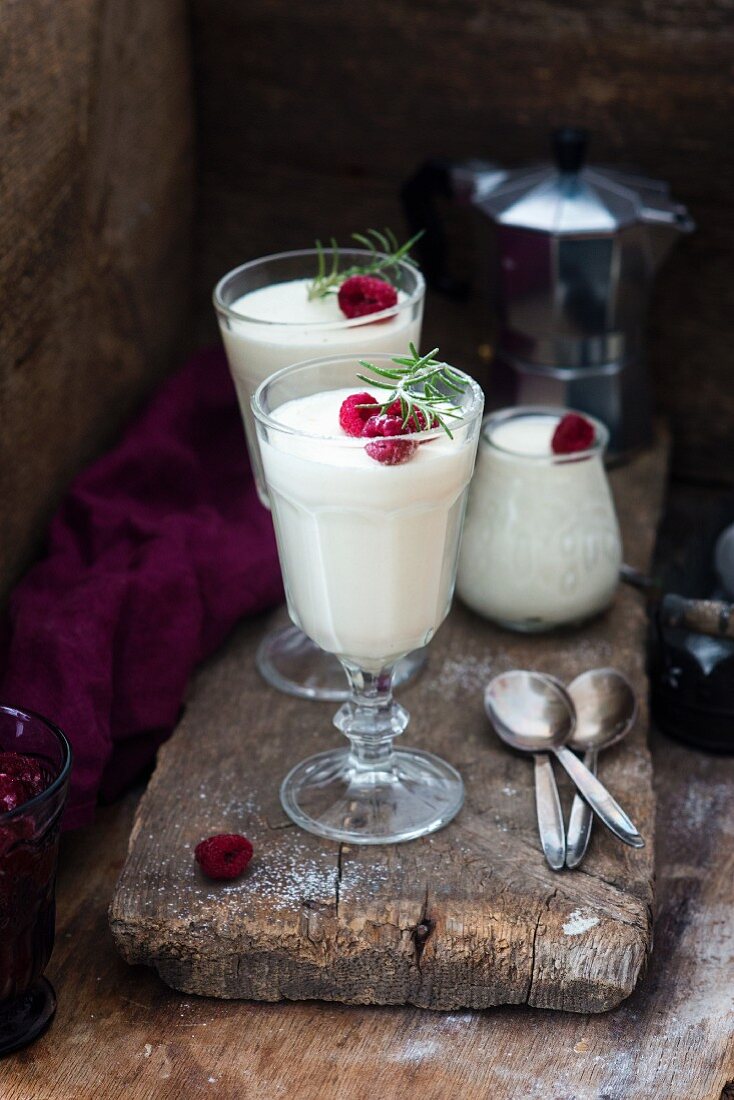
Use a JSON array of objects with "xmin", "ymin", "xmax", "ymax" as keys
[
  {"xmin": 2, "ymin": 0, "xmax": 732, "ymax": 600},
  {"xmin": 0, "ymin": 0, "xmax": 193, "ymax": 600},
  {"xmin": 191, "ymin": 0, "xmax": 734, "ymax": 483}
]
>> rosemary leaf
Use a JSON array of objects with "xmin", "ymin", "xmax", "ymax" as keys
[
  {"xmin": 357, "ymin": 345, "xmax": 469, "ymax": 439},
  {"xmin": 307, "ymin": 227, "xmax": 424, "ymax": 301}
]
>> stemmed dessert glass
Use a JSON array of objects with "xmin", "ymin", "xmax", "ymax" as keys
[
  {"xmin": 214, "ymin": 248, "xmax": 426, "ymax": 702},
  {"xmin": 252, "ymin": 353, "xmax": 484, "ymax": 843}
]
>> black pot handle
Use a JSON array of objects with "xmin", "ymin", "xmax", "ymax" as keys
[{"xmin": 400, "ymin": 159, "xmax": 470, "ymax": 299}]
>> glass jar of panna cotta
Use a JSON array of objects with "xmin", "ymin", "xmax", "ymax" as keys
[{"xmin": 456, "ymin": 407, "xmax": 622, "ymax": 632}]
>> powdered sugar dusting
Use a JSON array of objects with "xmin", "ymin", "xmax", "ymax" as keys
[
  {"xmin": 562, "ymin": 908, "xmax": 600, "ymax": 936},
  {"xmin": 251, "ymin": 844, "xmax": 339, "ymax": 911},
  {"xmin": 431, "ymin": 652, "xmax": 514, "ymax": 697}
]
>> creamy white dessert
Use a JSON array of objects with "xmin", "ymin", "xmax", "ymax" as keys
[
  {"xmin": 218, "ymin": 278, "xmax": 422, "ymax": 493},
  {"xmin": 260, "ymin": 386, "xmax": 480, "ymax": 667},
  {"xmin": 456, "ymin": 410, "xmax": 622, "ymax": 630}
]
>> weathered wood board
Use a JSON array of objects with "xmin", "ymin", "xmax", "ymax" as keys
[{"xmin": 109, "ymin": 439, "xmax": 666, "ymax": 1013}]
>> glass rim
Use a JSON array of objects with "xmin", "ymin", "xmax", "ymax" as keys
[
  {"xmin": 482, "ymin": 405, "xmax": 609, "ymax": 461},
  {"xmin": 0, "ymin": 704, "xmax": 72, "ymax": 822},
  {"xmin": 251, "ymin": 353, "xmax": 485, "ymax": 444},
  {"xmin": 212, "ymin": 248, "xmax": 426, "ymax": 330}
]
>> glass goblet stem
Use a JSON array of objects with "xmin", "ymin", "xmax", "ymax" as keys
[{"xmin": 335, "ymin": 662, "xmax": 409, "ymax": 771}]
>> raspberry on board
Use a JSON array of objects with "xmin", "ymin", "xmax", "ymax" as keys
[{"xmin": 194, "ymin": 833, "xmax": 254, "ymax": 880}]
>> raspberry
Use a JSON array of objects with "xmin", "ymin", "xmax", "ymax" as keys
[
  {"xmin": 0, "ymin": 753, "xmax": 49, "ymax": 798},
  {"xmin": 337, "ymin": 276, "xmax": 398, "ymax": 320},
  {"xmin": 362, "ymin": 414, "xmax": 405, "ymax": 438},
  {"xmin": 365, "ymin": 438, "xmax": 418, "ymax": 465},
  {"xmin": 551, "ymin": 413, "xmax": 596, "ymax": 455},
  {"xmin": 386, "ymin": 401, "xmax": 437, "ymax": 432},
  {"xmin": 0, "ymin": 774, "xmax": 32, "ymax": 815},
  {"xmin": 339, "ymin": 392, "xmax": 379, "ymax": 437},
  {"xmin": 195, "ymin": 833, "xmax": 253, "ymax": 880},
  {"xmin": 362, "ymin": 405, "xmax": 420, "ymax": 463}
]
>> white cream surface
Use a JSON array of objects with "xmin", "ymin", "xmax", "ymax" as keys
[
  {"xmin": 260, "ymin": 387, "xmax": 479, "ymax": 666},
  {"xmin": 456, "ymin": 412, "xmax": 622, "ymax": 629},
  {"xmin": 218, "ymin": 278, "xmax": 422, "ymax": 492},
  {"xmin": 231, "ymin": 280, "xmax": 349, "ymax": 326},
  {"xmin": 490, "ymin": 414, "xmax": 557, "ymax": 456}
]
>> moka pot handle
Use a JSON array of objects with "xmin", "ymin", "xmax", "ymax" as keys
[{"xmin": 400, "ymin": 159, "xmax": 470, "ymax": 300}]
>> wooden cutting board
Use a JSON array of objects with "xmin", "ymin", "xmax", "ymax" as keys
[{"xmin": 109, "ymin": 438, "xmax": 667, "ymax": 1013}]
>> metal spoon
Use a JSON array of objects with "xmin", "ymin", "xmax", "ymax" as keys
[
  {"xmin": 530, "ymin": 747, "xmax": 566, "ymax": 870},
  {"xmin": 484, "ymin": 670, "xmax": 644, "ymax": 849},
  {"xmin": 565, "ymin": 669, "xmax": 638, "ymax": 868},
  {"xmin": 714, "ymin": 522, "xmax": 734, "ymax": 598},
  {"xmin": 483, "ymin": 670, "xmax": 569, "ymax": 866},
  {"xmin": 527, "ymin": 672, "xmax": 567, "ymax": 869}
]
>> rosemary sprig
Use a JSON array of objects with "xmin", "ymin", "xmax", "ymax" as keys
[
  {"xmin": 357, "ymin": 344, "xmax": 468, "ymax": 439},
  {"xmin": 307, "ymin": 227, "xmax": 423, "ymax": 301}
]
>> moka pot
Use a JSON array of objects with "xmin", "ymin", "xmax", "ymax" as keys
[{"xmin": 402, "ymin": 128, "xmax": 694, "ymax": 459}]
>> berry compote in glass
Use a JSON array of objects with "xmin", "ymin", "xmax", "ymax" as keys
[{"xmin": 0, "ymin": 705, "xmax": 72, "ymax": 1055}]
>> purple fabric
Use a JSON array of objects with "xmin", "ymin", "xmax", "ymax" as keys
[{"xmin": 0, "ymin": 348, "xmax": 283, "ymax": 829}]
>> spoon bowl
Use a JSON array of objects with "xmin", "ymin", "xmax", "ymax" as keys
[
  {"xmin": 714, "ymin": 522, "xmax": 734, "ymax": 598},
  {"xmin": 566, "ymin": 668, "xmax": 637, "ymax": 752},
  {"xmin": 484, "ymin": 670, "xmax": 575, "ymax": 754},
  {"xmin": 565, "ymin": 667, "xmax": 639, "ymax": 867}
]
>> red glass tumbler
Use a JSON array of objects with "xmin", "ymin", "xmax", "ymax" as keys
[{"xmin": 0, "ymin": 705, "xmax": 72, "ymax": 1055}]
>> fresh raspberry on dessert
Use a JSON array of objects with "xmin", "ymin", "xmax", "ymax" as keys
[
  {"xmin": 0, "ymin": 774, "xmax": 32, "ymax": 815},
  {"xmin": 386, "ymin": 401, "xmax": 437, "ymax": 432},
  {"xmin": 337, "ymin": 275, "xmax": 398, "ymax": 320},
  {"xmin": 365, "ymin": 437, "xmax": 418, "ymax": 465},
  {"xmin": 362, "ymin": 414, "xmax": 405, "ymax": 438},
  {"xmin": 551, "ymin": 413, "xmax": 595, "ymax": 455},
  {"xmin": 0, "ymin": 753, "xmax": 48, "ymax": 798},
  {"xmin": 339, "ymin": 391, "xmax": 378, "ymax": 437},
  {"xmin": 195, "ymin": 833, "xmax": 253, "ymax": 880}
]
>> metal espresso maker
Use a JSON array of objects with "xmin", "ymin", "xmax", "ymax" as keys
[{"xmin": 403, "ymin": 128, "xmax": 694, "ymax": 458}]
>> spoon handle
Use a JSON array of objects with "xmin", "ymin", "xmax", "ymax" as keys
[
  {"xmin": 554, "ymin": 746, "xmax": 644, "ymax": 849},
  {"xmin": 566, "ymin": 749, "xmax": 597, "ymax": 868},
  {"xmin": 533, "ymin": 754, "xmax": 565, "ymax": 870}
]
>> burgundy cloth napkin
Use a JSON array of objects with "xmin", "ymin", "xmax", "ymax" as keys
[{"xmin": 0, "ymin": 348, "xmax": 283, "ymax": 828}]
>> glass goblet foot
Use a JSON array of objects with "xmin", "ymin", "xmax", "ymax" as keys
[
  {"xmin": 256, "ymin": 624, "xmax": 428, "ymax": 702},
  {"xmin": 279, "ymin": 661, "xmax": 463, "ymax": 843}
]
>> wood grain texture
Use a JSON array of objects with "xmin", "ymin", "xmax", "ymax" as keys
[
  {"xmin": 0, "ymin": 0, "xmax": 193, "ymax": 599},
  {"xmin": 1, "ymin": 499, "xmax": 732, "ymax": 1099},
  {"xmin": 190, "ymin": 0, "xmax": 734, "ymax": 483},
  {"xmin": 108, "ymin": 440, "xmax": 667, "ymax": 1013}
]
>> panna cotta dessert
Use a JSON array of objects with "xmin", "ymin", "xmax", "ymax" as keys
[
  {"xmin": 252, "ymin": 350, "xmax": 484, "ymax": 845},
  {"xmin": 214, "ymin": 247, "xmax": 424, "ymax": 502},
  {"xmin": 260, "ymin": 384, "xmax": 479, "ymax": 667},
  {"xmin": 456, "ymin": 407, "xmax": 622, "ymax": 631}
]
